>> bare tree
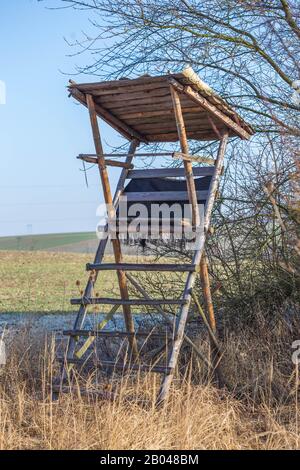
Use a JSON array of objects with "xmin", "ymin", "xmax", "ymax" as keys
[
  {"xmin": 53, "ymin": 0, "xmax": 300, "ymax": 136},
  {"xmin": 50, "ymin": 0, "xmax": 300, "ymax": 320}
]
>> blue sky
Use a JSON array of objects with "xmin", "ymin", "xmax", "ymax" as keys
[{"xmin": 0, "ymin": 0, "xmax": 127, "ymax": 236}]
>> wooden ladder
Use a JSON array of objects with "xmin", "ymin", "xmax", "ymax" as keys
[{"xmin": 53, "ymin": 90, "xmax": 228, "ymax": 406}]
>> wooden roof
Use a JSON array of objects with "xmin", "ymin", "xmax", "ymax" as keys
[{"xmin": 68, "ymin": 67, "xmax": 254, "ymax": 143}]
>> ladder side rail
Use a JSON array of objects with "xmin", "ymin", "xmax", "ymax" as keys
[
  {"xmin": 156, "ymin": 132, "xmax": 229, "ymax": 405},
  {"xmin": 64, "ymin": 139, "xmax": 139, "ymax": 366},
  {"xmin": 86, "ymin": 93, "xmax": 138, "ymax": 358}
]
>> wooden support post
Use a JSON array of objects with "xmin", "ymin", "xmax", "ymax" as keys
[
  {"xmin": 86, "ymin": 93, "xmax": 138, "ymax": 358},
  {"xmin": 170, "ymin": 85, "xmax": 200, "ymax": 228},
  {"xmin": 199, "ymin": 254, "xmax": 225, "ymax": 388},
  {"xmin": 200, "ymin": 254, "xmax": 216, "ymax": 333}
]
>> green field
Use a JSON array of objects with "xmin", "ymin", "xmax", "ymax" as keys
[
  {"xmin": 0, "ymin": 250, "xmax": 182, "ymax": 315},
  {"xmin": 0, "ymin": 232, "xmax": 97, "ymax": 252},
  {"xmin": 0, "ymin": 251, "xmax": 119, "ymax": 314}
]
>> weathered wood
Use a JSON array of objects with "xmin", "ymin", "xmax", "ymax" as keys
[
  {"xmin": 63, "ymin": 330, "xmax": 169, "ymax": 339},
  {"xmin": 69, "ymin": 83, "xmax": 147, "ymax": 142},
  {"xmin": 200, "ymin": 255, "xmax": 216, "ymax": 332},
  {"xmin": 70, "ymin": 297, "xmax": 187, "ymax": 306},
  {"xmin": 101, "ymin": 94, "xmax": 188, "ymax": 110},
  {"xmin": 87, "ymin": 92, "xmax": 139, "ymax": 358},
  {"xmin": 86, "ymin": 82, "xmax": 170, "ymax": 96},
  {"xmin": 97, "ymin": 88, "xmax": 170, "ymax": 104},
  {"xmin": 118, "ymin": 107, "xmax": 202, "ymax": 120},
  {"xmin": 146, "ymin": 132, "xmax": 220, "ymax": 142},
  {"xmin": 87, "ymin": 262, "xmax": 198, "ymax": 272},
  {"xmin": 124, "ymin": 112, "xmax": 207, "ymax": 125},
  {"xmin": 173, "ymin": 152, "xmax": 215, "ymax": 165},
  {"xmin": 77, "ymin": 155, "xmax": 134, "ymax": 169},
  {"xmin": 77, "ymin": 152, "xmax": 215, "ymax": 164},
  {"xmin": 61, "ymin": 357, "xmax": 173, "ymax": 375},
  {"xmin": 156, "ymin": 132, "xmax": 228, "ymax": 407},
  {"xmin": 133, "ymin": 121, "xmax": 212, "ymax": 133},
  {"xmin": 207, "ymin": 114, "xmax": 222, "ymax": 140},
  {"xmin": 199, "ymin": 255, "xmax": 225, "ymax": 388},
  {"xmin": 74, "ymin": 305, "xmax": 120, "ymax": 361},
  {"xmin": 127, "ymin": 167, "xmax": 214, "ymax": 179},
  {"xmin": 78, "ymin": 152, "xmax": 174, "ymax": 159},
  {"xmin": 191, "ymin": 291, "xmax": 220, "ymax": 351},
  {"xmin": 169, "ymin": 78, "xmax": 251, "ymax": 140},
  {"xmin": 124, "ymin": 190, "xmax": 208, "ymax": 202},
  {"xmin": 69, "ymin": 75, "xmax": 168, "ymax": 91},
  {"xmin": 60, "ymin": 139, "xmax": 139, "ymax": 385}
]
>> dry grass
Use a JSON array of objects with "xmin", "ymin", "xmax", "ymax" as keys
[
  {"xmin": 0, "ymin": 250, "xmax": 299, "ymax": 449},
  {"xmin": 0, "ymin": 322, "xmax": 299, "ymax": 450}
]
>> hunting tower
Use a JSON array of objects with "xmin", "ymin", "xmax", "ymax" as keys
[{"xmin": 54, "ymin": 67, "xmax": 253, "ymax": 405}]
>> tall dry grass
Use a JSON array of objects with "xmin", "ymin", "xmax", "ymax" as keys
[{"xmin": 0, "ymin": 314, "xmax": 299, "ymax": 450}]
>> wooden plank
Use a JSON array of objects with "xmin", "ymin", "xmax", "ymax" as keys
[
  {"xmin": 146, "ymin": 131, "xmax": 220, "ymax": 142},
  {"xmin": 77, "ymin": 155, "xmax": 133, "ymax": 169},
  {"xmin": 107, "ymin": 96, "xmax": 194, "ymax": 113},
  {"xmin": 95, "ymin": 94, "xmax": 174, "ymax": 109},
  {"xmin": 62, "ymin": 358, "xmax": 174, "ymax": 375},
  {"xmin": 97, "ymin": 87, "xmax": 170, "ymax": 104},
  {"xmin": 78, "ymin": 152, "xmax": 173, "ymax": 159},
  {"xmin": 124, "ymin": 190, "xmax": 208, "ymax": 202},
  {"xmin": 117, "ymin": 107, "xmax": 202, "ymax": 120},
  {"xmin": 84, "ymin": 83, "xmax": 170, "ymax": 97},
  {"xmin": 173, "ymin": 152, "xmax": 215, "ymax": 165},
  {"xmin": 127, "ymin": 167, "xmax": 214, "ymax": 179},
  {"xmin": 69, "ymin": 83, "xmax": 147, "ymax": 143},
  {"xmin": 86, "ymin": 263, "xmax": 197, "ymax": 272},
  {"xmin": 133, "ymin": 120, "xmax": 213, "ymax": 132},
  {"xmin": 169, "ymin": 78, "xmax": 251, "ymax": 140},
  {"xmin": 69, "ymin": 75, "xmax": 169, "ymax": 92},
  {"xmin": 70, "ymin": 297, "xmax": 187, "ymax": 306},
  {"xmin": 64, "ymin": 330, "xmax": 170, "ymax": 338},
  {"xmin": 125, "ymin": 116, "xmax": 209, "ymax": 128},
  {"xmin": 199, "ymin": 255, "xmax": 225, "ymax": 387}
]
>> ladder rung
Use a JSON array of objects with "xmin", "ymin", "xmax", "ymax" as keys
[
  {"xmin": 70, "ymin": 297, "xmax": 187, "ymax": 306},
  {"xmin": 86, "ymin": 262, "xmax": 197, "ymax": 272},
  {"xmin": 58, "ymin": 358, "xmax": 173, "ymax": 374},
  {"xmin": 63, "ymin": 329, "xmax": 170, "ymax": 339},
  {"xmin": 77, "ymin": 155, "xmax": 133, "ymax": 169}
]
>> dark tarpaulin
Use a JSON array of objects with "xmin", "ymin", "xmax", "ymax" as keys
[
  {"xmin": 122, "ymin": 176, "xmax": 211, "ymax": 214},
  {"xmin": 115, "ymin": 176, "xmax": 211, "ymax": 248}
]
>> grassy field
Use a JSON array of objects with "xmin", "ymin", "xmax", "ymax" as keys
[
  {"xmin": 0, "ymin": 250, "xmax": 138, "ymax": 314},
  {"xmin": 0, "ymin": 250, "xmax": 176, "ymax": 314},
  {"xmin": 0, "ymin": 232, "xmax": 97, "ymax": 252}
]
